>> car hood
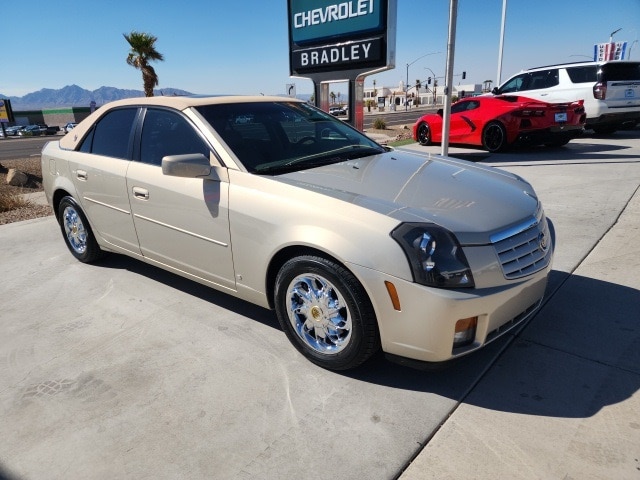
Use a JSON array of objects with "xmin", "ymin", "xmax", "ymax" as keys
[{"xmin": 275, "ymin": 150, "xmax": 540, "ymax": 245}]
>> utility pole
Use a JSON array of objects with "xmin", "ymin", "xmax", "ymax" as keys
[
  {"xmin": 440, "ymin": 0, "xmax": 458, "ymax": 157},
  {"xmin": 496, "ymin": 0, "xmax": 507, "ymax": 87}
]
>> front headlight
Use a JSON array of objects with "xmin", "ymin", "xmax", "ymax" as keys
[{"xmin": 391, "ymin": 223, "xmax": 475, "ymax": 288}]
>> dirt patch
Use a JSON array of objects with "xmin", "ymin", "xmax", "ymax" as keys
[{"xmin": 0, "ymin": 157, "xmax": 53, "ymax": 225}]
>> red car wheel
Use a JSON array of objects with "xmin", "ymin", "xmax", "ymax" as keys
[
  {"xmin": 417, "ymin": 122, "xmax": 432, "ymax": 146},
  {"xmin": 482, "ymin": 121, "xmax": 507, "ymax": 152}
]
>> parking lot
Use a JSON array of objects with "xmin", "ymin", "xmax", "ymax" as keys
[{"xmin": 1, "ymin": 128, "xmax": 639, "ymax": 479}]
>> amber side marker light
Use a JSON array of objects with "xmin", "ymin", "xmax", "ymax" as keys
[
  {"xmin": 384, "ymin": 281, "xmax": 401, "ymax": 311},
  {"xmin": 454, "ymin": 316, "xmax": 478, "ymax": 347}
]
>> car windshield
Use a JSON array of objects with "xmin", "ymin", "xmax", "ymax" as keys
[{"xmin": 195, "ymin": 101, "xmax": 384, "ymax": 174}]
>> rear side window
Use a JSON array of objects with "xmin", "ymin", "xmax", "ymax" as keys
[
  {"xmin": 600, "ymin": 62, "xmax": 640, "ymax": 81},
  {"xmin": 79, "ymin": 108, "xmax": 137, "ymax": 159},
  {"xmin": 527, "ymin": 69, "xmax": 559, "ymax": 90},
  {"xmin": 566, "ymin": 66, "xmax": 597, "ymax": 83}
]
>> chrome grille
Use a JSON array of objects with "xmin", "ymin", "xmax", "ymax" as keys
[{"xmin": 493, "ymin": 213, "xmax": 552, "ymax": 279}]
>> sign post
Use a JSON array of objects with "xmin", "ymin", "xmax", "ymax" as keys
[{"xmin": 288, "ymin": 0, "xmax": 397, "ymax": 131}]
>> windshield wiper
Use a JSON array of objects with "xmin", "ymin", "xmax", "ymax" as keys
[{"xmin": 253, "ymin": 145, "xmax": 384, "ymax": 175}]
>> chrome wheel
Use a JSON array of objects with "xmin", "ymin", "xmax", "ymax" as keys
[
  {"xmin": 285, "ymin": 273, "xmax": 352, "ymax": 355},
  {"xmin": 274, "ymin": 255, "xmax": 380, "ymax": 370},
  {"xmin": 57, "ymin": 196, "xmax": 104, "ymax": 263},
  {"xmin": 62, "ymin": 205, "xmax": 88, "ymax": 255}
]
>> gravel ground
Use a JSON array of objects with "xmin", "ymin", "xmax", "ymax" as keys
[{"xmin": 0, "ymin": 157, "xmax": 53, "ymax": 225}]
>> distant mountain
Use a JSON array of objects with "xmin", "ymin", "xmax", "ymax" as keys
[{"xmin": 0, "ymin": 85, "xmax": 193, "ymax": 110}]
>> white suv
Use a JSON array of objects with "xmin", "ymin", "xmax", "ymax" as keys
[{"xmin": 493, "ymin": 61, "xmax": 640, "ymax": 134}]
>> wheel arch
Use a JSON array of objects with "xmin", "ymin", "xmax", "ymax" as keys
[
  {"xmin": 265, "ymin": 245, "xmax": 350, "ymax": 310},
  {"xmin": 51, "ymin": 188, "xmax": 75, "ymax": 220}
]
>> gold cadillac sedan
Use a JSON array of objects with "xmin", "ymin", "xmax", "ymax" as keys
[{"xmin": 41, "ymin": 96, "xmax": 553, "ymax": 370}]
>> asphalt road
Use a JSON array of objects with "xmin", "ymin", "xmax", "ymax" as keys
[
  {"xmin": 0, "ymin": 128, "xmax": 638, "ymax": 479},
  {"xmin": 0, "ymin": 136, "xmax": 57, "ymax": 161}
]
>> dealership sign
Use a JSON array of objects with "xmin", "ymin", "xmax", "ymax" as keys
[
  {"xmin": 594, "ymin": 41, "xmax": 628, "ymax": 61},
  {"xmin": 288, "ymin": 0, "xmax": 395, "ymax": 75}
]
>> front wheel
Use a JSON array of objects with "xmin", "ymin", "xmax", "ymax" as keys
[
  {"xmin": 274, "ymin": 255, "xmax": 380, "ymax": 370},
  {"xmin": 417, "ymin": 122, "xmax": 432, "ymax": 146},
  {"xmin": 57, "ymin": 196, "xmax": 104, "ymax": 263},
  {"xmin": 482, "ymin": 121, "xmax": 508, "ymax": 152}
]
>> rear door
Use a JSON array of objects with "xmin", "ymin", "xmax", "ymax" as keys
[{"xmin": 68, "ymin": 107, "xmax": 141, "ymax": 255}]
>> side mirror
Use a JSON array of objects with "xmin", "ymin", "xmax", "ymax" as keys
[
  {"xmin": 163, "ymin": 153, "xmax": 228, "ymax": 182},
  {"xmin": 437, "ymin": 108, "xmax": 443, "ymax": 116},
  {"xmin": 491, "ymin": 87, "xmax": 499, "ymax": 95},
  {"xmin": 162, "ymin": 153, "xmax": 211, "ymax": 177}
]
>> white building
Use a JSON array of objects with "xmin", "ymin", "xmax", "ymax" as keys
[{"xmin": 363, "ymin": 81, "xmax": 483, "ymax": 110}]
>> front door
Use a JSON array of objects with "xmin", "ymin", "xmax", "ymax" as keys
[{"xmin": 126, "ymin": 108, "xmax": 235, "ymax": 291}]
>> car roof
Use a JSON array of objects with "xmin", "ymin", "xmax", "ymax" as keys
[
  {"xmin": 522, "ymin": 60, "xmax": 640, "ymax": 72},
  {"xmin": 59, "ymin": 95, "xmax": 301, "ymax": 150}
]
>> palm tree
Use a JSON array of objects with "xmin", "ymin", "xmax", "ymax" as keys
[{"xmin": 123, "ymin": 31, "xmax": 164, "ymax": 97}]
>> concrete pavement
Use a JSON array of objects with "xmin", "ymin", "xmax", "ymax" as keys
[
  {"xmin": 399, "ymin": 177, "xmax": 640, "ymax": 479},
  {"xmin": 1, "ymin": 129, "xmax": 639, "ymax": 479}
]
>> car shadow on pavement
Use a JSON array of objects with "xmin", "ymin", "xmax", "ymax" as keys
[
  {"xmin": 95, "ymin": 253, "xmax": 639, "ymax": 420},
  {"xmin": 95, "ymin": 253, "xmax": 279, "ymax": 331},
  {"xmin": 345, "ymin": 270, "xmax": 640, "ymax": 419}
]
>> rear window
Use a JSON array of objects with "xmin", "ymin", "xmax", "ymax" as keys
[
  {"xmin": 566, "ymin": 66, "xmax": 597, "ymax": 83},
  {"xmin": 600, "ymin": 62, "xmax": 640, "ymax": 81}
]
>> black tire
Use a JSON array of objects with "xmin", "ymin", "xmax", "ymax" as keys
[
  {"xmin": 274, "ymin": 255, "xmax": 380, "ymax": 370},
  {"xmin": 417, "ymin": 122, "xmax": 432, "ymax": 146},
  {"xmin": 482, "ymin": 121, "xmax": 508, "ymax": 153},
  {"xmin": 57, "ymin": 196, "xmax": 104, "ymax": 263}
]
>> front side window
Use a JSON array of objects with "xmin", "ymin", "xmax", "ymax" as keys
[
  {"xmin": 451, "ymin": 100, "xmax": 480, "ymax": 114},
  {"xmin": 139, "ymin": 109, "xmax": 211, "ymax": 166},
  {"xmin": 500, "ymin": 74, "xmax": 526, "ymax": 93},
  {"xmin": 78, "ymin": 108, "xmax": 137, "ymax": 158}
]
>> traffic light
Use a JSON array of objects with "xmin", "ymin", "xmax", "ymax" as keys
[
  {"xmin": 462, "ymin": 71, "xmax": 466, "ymax": 79},
  {"xmin": 428, "ymin": 77, "xmax": 431, "ymax": 84}
]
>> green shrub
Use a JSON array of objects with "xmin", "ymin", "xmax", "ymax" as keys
[{"xmin": 373, "ymin": 118, "xmax": 386, "ymax": 130}]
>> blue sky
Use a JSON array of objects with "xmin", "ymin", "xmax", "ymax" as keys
[{"xmin": 2, "ymin": 0, "xmax": 639, "ymax": 98}]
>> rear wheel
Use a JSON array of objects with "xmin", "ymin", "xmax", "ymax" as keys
[
  {"xmin": 482, "ymin": 121, "xmax": 507, "ymax": 152},
  {"xmin": 57, "ymin": 196, "xmax": 104, "ymax": 263},
  {"xmin": 274, "ymin": 255, "xmax": 380, "ymax": 370},
  {"xmin": 417, "ymin": 122, "xmax": 432, "ymax": 146}
]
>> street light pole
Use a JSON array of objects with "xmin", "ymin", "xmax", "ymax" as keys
[
  {"xmin": 609, "ymin": 28, "xmax": 622, "ymax": 43},
  {"xmin": 496, "ymin": 0, "xmax": 507, "ymax": 87},
  {"xmin": 405, "ymin": 52, "xmax": 440, "ymax": 111}
]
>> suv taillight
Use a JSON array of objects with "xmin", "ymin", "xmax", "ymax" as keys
[{"xmin": 593, "ymin": 82, "xmax": 606, "ymax": 100}]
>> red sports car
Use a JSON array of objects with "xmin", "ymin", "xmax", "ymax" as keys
[{"xmin": 412, "ymin": 95, "xmax": 586, "ymax": 152}]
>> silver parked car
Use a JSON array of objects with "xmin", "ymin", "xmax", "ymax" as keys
[{"xmin": 41, "ymin": 96, "xmax": 553, "ymax": 370}]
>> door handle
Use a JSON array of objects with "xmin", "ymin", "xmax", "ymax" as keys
[
  {"xmin": 76, "ymin": 169, "xmax": 87, "ymax": 181},
  {"xmin": 132, "ymin": 186, "xmax": 150, "ymax": 200}
]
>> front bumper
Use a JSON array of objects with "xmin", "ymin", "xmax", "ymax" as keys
[{"xmin": 348, "ymin": 259, "xmax": 551, "ymax": 364}]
